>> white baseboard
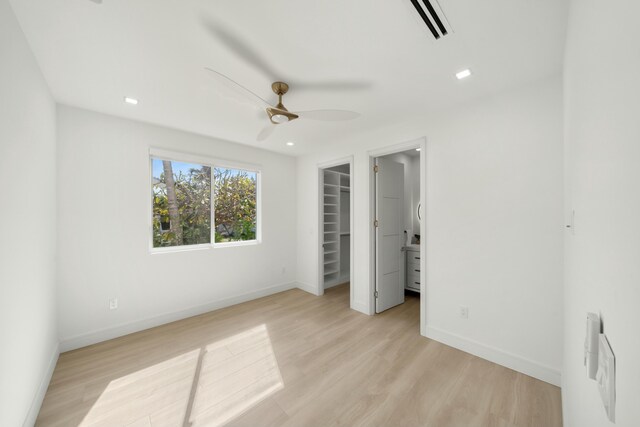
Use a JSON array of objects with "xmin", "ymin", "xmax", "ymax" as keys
[
  {"xmin": 425, "ymin": 326, "xmax": 561, "ymax": 387},
  {"xmin": 24, "ymin": 342, "xmax": 59, "ymax": 427},
  {"xmin": 323, "ymin": 280, "xmax": 348, "ymax": 290},
  {"xmin": 295, "ymin": 282, "xmax": 371, "ymax": 316},
  {"xmin": 295, "ymin": 281, "xmax": 322, "ymax": 296},
  {"xmin": 60, "ymin": 282, "xmax": 297, "ymax": 352},
  {"xmin": 351, "ymin": 300, "xmax": 371, "ymax": 315}
]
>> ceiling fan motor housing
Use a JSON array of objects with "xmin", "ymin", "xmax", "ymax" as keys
[{"xmin": 271, "ymin": 81, "xmax": 289, "ymax": 95}]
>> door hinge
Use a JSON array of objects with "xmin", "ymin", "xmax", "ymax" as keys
[
  {"xmin": 374, "ymin": 219, "xmax": 379, "ymax": 228},
  {"xmin": 373, "ymin": 164, "xmax": 379, "ymax": 173},
  {"xmin": 374, "ymin": 291, "xmax": 379, "ymax": 298}
]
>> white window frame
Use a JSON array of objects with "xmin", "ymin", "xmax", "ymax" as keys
[{"xmin": 149, "ymin": 147, "xmax": 262, "ymax": 253}]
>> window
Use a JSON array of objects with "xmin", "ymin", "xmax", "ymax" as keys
[
  {"xmin": 152, "ymin": 159, "xmax": 211, "ymax": 247},
  {"xmin": 151, "ymin": 153, "xmax": 259, "ymax": 250},
  {"xmin": 213, "ymin": 167, "xmax": 258, "ymax": 243}
]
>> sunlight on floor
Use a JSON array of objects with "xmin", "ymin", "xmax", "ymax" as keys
[
  {"xmin": 78, "ymin": 324, "xmax": 283, "ymax": 427},
  {"xmin": 190, "ymin": 324, "xmax": 284, "ymax": 426}
]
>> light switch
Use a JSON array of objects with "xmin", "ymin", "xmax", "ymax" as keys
[{"xmin": 596, "ymin": 334, "xmax": 615, "ymax": 422}]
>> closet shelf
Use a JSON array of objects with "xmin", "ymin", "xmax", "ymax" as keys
[{"xmin": 322, "ymin": 168, "xmax": 351, "ymax": 287}]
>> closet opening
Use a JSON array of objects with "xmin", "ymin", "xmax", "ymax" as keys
[
  {"xmin": 319, "ymin": 160, "xmax": 353, "ymax": 307},
  {"xmin": 370, "ymin": 143, "xmax": 425, "ymax": 331}
]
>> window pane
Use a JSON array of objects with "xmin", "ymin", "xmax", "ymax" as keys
[
  {"xmin": 152, "ymin": 159, "xmax": 211, "ymax": 247},
  {"xmin": 214, "ymin": 167, "xmax": 257, "ymax": 243}
]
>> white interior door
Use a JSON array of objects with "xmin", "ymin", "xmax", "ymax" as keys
[{"xmin": 375, "ymin": 157, "xmax": 405, "ymax": 313}]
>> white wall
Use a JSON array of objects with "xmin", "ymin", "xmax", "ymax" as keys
[
  {"xmin": 424, "ymin": 76, "xmax": 563, "ymax": 385},
  {"xmin": 563, "ymin": 0, "xmax": 640, "ymax": 425},
  {"xmin": 296, "ymin": 75, "xmax": 564, "ymax": 384},
  {"xmin": 57, "ymin": 106, "xmax": 297, "ymax": 350},
  {"xmin": 0, "ymin": 1, "xmax": 58, "ymax": 425}
]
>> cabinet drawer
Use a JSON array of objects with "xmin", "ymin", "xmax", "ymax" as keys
[
  {"xmin": 406, "ymin": 270, "xmax": 421, "ymax": 285},
  {"xmin": 406, "ymin": 276, "xmax": 421, "ymax": 290},
  {"xmin": 406, "ymin": 265, "xmax": 421, "ymax": 277},
  {"xmin": 406, "ymin": 253, "xmax": 421, "ymax": 268}
]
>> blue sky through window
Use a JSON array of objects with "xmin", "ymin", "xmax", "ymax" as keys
[
  {"xmin": 215, "ymin": 167, "xmax": 257, "ymax": 180},
  {"xmin": 152, "ymin": 159, "xmax": 256, "ymax": 181},
  {"xmin": 152, "ymin": 159, "xmax": 202, "ymax": 179}
]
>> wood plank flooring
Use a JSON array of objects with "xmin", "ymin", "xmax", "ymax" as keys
[{"xmin": 36, "ymin": 284, "xmax": 562, "ymax": 427}]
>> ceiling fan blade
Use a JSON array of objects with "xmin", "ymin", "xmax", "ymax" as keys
[
  {"xmin": 296, "ymin": 110, "xmax": 360, "ymax": 121},
  {"xmin": 288, "ymin": 80, "xmax": 373, "ymax": 91},
  {"xmin": 202, "ymin": 18, "xmax": 370, "ymax": 93},
  {"xmin": 257, "ymin": 124, "xmax": 275, "ymax": 141},
  {"xmin": 202, "ymin": 18, "xmax": 279, "ymax": 81},
  {"xmin": 204, "ymin": 67, "xmax": 270, "ymax": 109}
]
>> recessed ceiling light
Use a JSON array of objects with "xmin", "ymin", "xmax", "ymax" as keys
[
  {"xmin": 456, "ymin": 69, "xmax": 472, "ymax": 80},
  {"xmin": 124, "ymin": 97, "xmax": 138, "ymax": 105},
  {"xmin": 416, "ymin": 148, "xmax": 421, "ymax": 152},
  {"xmin": 286, "ymin": 142, "xmax": 295, "ymax": 146}
]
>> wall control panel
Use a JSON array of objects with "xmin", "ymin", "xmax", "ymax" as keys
[
  {"xmin": 597, "ymin": 334, "xmax": 615, "ymax": 423},
  {"xmin": 584, "ymin": 312, "xmax": 616, "ymax": 423}
]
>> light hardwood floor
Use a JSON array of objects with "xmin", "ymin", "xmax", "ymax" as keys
[{"xmin": 36, "ymin": 284, "xmax": 562, "ymax": 427}]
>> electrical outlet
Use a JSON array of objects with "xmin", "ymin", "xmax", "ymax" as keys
[
  {"xmin": 459, "ymin": 306, "xmax": 469, "ymax": 319},
  {"xmin": 282, "ymin": 267, "xmax": 286, "ymax": 275},
  {"xmin": 109, "ymin": 298, "xmax": 118, "ymax": 310}
]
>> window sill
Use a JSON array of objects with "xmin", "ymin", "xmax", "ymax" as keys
[
  {"xmin": 150, "ymin": 244, "xmax": 212, "ymax": 254},
  {"xmin": 213, "ymin": 240, "xmax": 260, "ymax": 249},
  {"xmin": 149, "ymin": 240, "xmax": 260, "ymax": 254}
]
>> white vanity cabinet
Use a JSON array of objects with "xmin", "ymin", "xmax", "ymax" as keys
[{"xmin": 404, "ymin": 246, "xmax": 421, "ymax": 292}]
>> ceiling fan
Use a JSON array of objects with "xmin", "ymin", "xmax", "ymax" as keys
[{"xmin": 205, "ymin": 68, "xmax": 360, "ymax": 141}]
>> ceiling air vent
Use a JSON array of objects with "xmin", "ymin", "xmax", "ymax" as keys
[{"xmin": 409, "ymin": 0, "xmax": 451, "ymax": 40}]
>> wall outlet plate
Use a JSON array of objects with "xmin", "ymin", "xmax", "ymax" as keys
[
  {"xmin": 109, "ymin": 298, "xmax": 118, "ymax": 310},
  {"xmin": 596, "ymin": 334, "xmax": 615, "ymax": 422},
  {"xmin": 459, "ymin": 306, "xmax": 469, "ymax": 319}
]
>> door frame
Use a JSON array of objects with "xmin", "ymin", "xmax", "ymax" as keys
[
  {"xmin": 368, "ymin": 137, "xmax": 427, "ymax": 336},
  {"xmin": 317, "ymin": 156, "xmax": 355, "ymax": 310}
]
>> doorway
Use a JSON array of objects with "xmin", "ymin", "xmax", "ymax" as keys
[
  {"xmin": 371, "ymin": 142, "xmax": 425, "ymax": 331},
  {"xmin": 318, "ymin": 159, "xmax": 353, "ymax": 306}
]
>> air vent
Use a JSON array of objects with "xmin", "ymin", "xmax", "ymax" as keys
[{"xmin": 409, "ymin": 0, "xmax": 451, "ymax": 40}]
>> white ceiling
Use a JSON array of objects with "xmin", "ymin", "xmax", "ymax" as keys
[{"xmin": 10, "ymin": 0, "xmax": 568, "ymax": 156}]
